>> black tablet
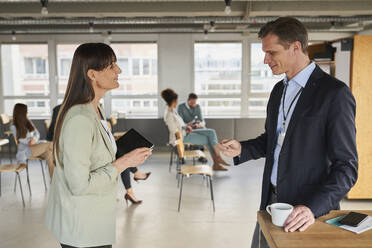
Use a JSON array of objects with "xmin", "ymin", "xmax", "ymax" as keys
[{"xmin": 115, "ymin": 128, "xmax": 154, "ymax": 159}]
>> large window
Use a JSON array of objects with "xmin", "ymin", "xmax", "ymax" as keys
[
  {"xmin": 1, "ymin": 44, "xmax": 50, "ymax": 116},
  {"xmin": 110, "ymin": 43, "xmax": 158, "ymax": 117},
  {"xmin": 249, "ymin": 43, "xmax": 283, "ymax": 117},
  {"xmin": 194, "ymin": 43, "xmax": 242, "ymax": 117},
  {"xmin": 57, "ymin": 44, "xmax": 79, "ymax": 95}
]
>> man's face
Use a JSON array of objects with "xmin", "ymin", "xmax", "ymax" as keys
[
  {"xmin": 187, "ymin": 98, "xmax": 197, "ymax": 109},
  {"xmin": 262, "ymin": 33, "xmax": 295, "ymax": 76}
]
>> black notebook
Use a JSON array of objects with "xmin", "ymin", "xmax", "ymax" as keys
[{"xmin": 115, "ymin": 128, "xmax": 154, "ymax": 159}]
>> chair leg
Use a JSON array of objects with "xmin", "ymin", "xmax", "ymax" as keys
[
  {"xmin": 169, "ymin": 147, "xmax": 174, "ymax": 172},
  {"xmin": 177, "ymin": 171, "xmax": 180, "ymax": 188},
  {"xmin": 26, "ymin": 166, "xmax": 32, "ymax": 196},
  {"xmin": 8, "ymin": 142, "xmax": 12, "ymax": 163},
  {"xmin": 39, "ymin": 160, "xmax": 47, "ymax": 191},
  {"xmin": 209, "ymin": 176, "xmax": 215, "ymax": 212},
  {"xmin": 13, "ymin": 173, "xmax": 17, "ymax": 192},
  {"xmin": 176, "ymin": 157, "xmax": 180, "ymax": 181},
  {"xmin": 193, "ymin": 157, "xmax": 195, "ymax": 165},
  {"xmin": 178, "ymin": 174, "xmax": 184, "ymax": 212},
  {"xmin": 17, "ymin": 172, "xmax": 25, "ymax": 207}
]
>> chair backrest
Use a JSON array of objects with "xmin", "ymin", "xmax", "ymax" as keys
[
  {"xmin": 0, "ymin": 113, "xmax": 10, "ymax": 124},
  {"xmin": 44, "ymin": 119, "xmax": 51, "ymax": 132},
  {"xmin": 175, "ymin": 129, "xmax": 183, "ymax": 142},
  {"xmin": 12, "ymin": 134, "xmax": 19, "ymax": 146},
  {"xmin": 175, "ymin": 130, "xmax": 185, "ymax": 159},
  {"xmin": 110, "ymin": 115, "xmax": 117, "ymax": 127}
]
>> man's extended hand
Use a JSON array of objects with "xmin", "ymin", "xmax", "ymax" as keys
[
  {"xmin": 284, "ymin": 205, "xmax": 315, "ymax": 232},
  {"xmin": 219, "ymin": 139, "xmax": 242, "ymax": 158}
]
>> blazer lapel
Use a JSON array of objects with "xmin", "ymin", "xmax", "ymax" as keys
[
  {"xmin": 89, "ymin": 103, "xmax": 116, "ymax": 160},
  {"xmin": 268, "ymin": 81, "xmax": 284, "ymax": 150},
  {"xmin": 281, "ymin": 65, "xmax": 323, "ymax": 149}
]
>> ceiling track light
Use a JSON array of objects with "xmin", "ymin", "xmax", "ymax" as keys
[
  {"xmin": 11, "ymin": 30, "xmax": 16, "ymax": 41},
  {"xmin": 107, "ymin": 30, "xmax": 112, "ymax": 41},
  {"xmin": 40, "ymin": 0, "xmax": 48, "ymax": 15},
  {"xmin": 89, "ymin": 22, "xmax": 94, "ymax": 33},
  {"xmin": 204, "ymin": 29, "xmax": 208, "ymax": 40},
  {"xmin": 224, "ymin": 0, "xmax": 232, "ymax": 15},
  {"xmin": 210, "ymin": 21, "xmax": 215, "ymax": 32}
]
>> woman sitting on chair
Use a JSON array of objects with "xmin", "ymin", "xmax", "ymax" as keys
[
  {"xmin": 161, "ymin": 88, "xmax": 229, "ymax": 171},
  {"xmin": 10, "ymin": 103, "xmax": 55, "ymax": 179}
]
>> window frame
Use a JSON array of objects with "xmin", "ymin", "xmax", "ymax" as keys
[
  {"xmin": 1, "ymin": 33, "xmax": 324, "ymax": 119},
  {"xmin": 0, "ymin": 42, "xmax": 51, "ymax": 118},
  {"xmin": 193, "ymin": 40, "xmax": 244, "ymax": 118},
  {"xmin": 109, "ymin": 42, "xmax": 159, "ymax": 118}
]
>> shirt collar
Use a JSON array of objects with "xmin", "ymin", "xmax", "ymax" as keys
[
  {"xmin": 185, "ymin": 102, "xmax": 192, "ymax": 110},
  {"xmin": 283, "ymin": 61, "xmax": 316, "ymax": 88}
]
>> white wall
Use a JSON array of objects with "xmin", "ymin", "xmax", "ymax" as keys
[
  {"xmin": 333, "ymin": 41, "xmax": 351, "ymax": 87},
  {"xmin": 158, "ymin": 34, "xmax": 193, "ymax": 117}
]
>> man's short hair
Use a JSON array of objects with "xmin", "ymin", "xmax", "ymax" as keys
[
  {"xmin": 188, "ymin": 93, "xmax": 198, "ymax": 100},
  {"xmin": 258, "ymin": 17, "xmax": 308, "ymax": 54}
]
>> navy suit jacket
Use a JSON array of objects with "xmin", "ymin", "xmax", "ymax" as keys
[{"xmin": 234, "ymin": 65, "xmax": 358, "ymax": 218}]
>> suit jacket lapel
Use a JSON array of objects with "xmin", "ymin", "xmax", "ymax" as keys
[
  {"xmin": 281, "ymin": 65, "xmax": 324, "ymax": 149},
  {"xmin": 89, "ymin": 103, "xmax": 116, "ymax": 160},
  {"xmin": 269, "ymin": 81, "xmax": 284, "ymax": 151}
]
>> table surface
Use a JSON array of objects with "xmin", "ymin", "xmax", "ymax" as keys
[{"xmin": 257, "ymin": 210, "xmax": 372, "ymax": 248}]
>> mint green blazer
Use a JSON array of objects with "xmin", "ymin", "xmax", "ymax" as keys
[{"xmin": 45, "ymin": 103, "xmax": 119, "ymax": 247}]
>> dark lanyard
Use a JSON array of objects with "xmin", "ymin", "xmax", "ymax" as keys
[{"xmin": 281, "ymin": 83, "xmax": 303, "ymax": 131}]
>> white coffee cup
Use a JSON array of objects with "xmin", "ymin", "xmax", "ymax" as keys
[{"xmin": 266, "ymin": 203, "xmax": 294, "ymax": 227}]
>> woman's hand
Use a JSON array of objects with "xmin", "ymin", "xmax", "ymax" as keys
[
  {"xmin": 186, "ymin": 126, "xmax": 193, "ymax": 133},
  {"xmin": 112, "ymin": 147, "xmax": 152, "ymax": 174},
  {"xmin": 28, "ymin": 138, "xmax": 37, "ymax": 146}
]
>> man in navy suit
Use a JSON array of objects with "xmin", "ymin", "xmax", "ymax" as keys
[{"xmin": 219, "ymin": 17, "xmax": 358, "ymax": 247}]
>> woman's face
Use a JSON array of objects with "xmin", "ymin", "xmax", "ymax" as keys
[{"xmin": 92, "ymin": 62, "xmax": 122, "ymax": 91}]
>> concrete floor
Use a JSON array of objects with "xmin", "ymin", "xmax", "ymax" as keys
[{"xmin": 0, "ymin": 151, "xmax": 371, "ymax": 248}]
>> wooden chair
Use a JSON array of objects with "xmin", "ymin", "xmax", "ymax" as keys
[
  {"xmin": 0, "ymin": 113, "xmax": 12, "ymax": 137},
  {"xmin": 0, "ymin": 145, "xmax": 31, "ymax": 207},
  {"xmin": 109, "ymin": 115, "xmax": 126, "ymax": 140},
  {"xmin": 172, "ymin": 130, "xmax": 206, "ymax": 173},
  {"xmin": 175, "ymin": 136, "xmax": 215, "ymax": 212},
  {"xmin": 0, "ymin": 113, "xmax": 13, "ymax": 162},
  {"xmin": 12, "ymin": 136, "xmax": 48, "ymax": 193}
]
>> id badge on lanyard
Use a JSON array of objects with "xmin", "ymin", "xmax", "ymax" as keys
[
  {"xmin": 277, "ymin": 84, "xmax": 302, "ymax": 148},
  {"xmin": 277, "ymin": 121, "xmax": 286, "ymax": 147}
]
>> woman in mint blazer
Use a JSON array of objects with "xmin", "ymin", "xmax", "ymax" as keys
[{"xmin": 45, "ymin": 43, "xmax": 152, "ymax": 248}]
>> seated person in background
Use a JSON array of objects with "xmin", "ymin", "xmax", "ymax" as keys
[
  {"xmin": 161, "ymin": 88, "xmax": 229, "ymax": 171},
  {"xmin": 177, "ymin": 93, "xmax": 205, "ymax": 129},
  {"xmin": 10, "ymin": 103, "xmax": 55, "ymax": 179},
  {"xmin": 46, "ymin": 104, "xmax": 62, "ymax": 142}
]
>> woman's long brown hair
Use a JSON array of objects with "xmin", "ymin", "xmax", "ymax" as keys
[
  {"xmin": 53, "ymin": 43, "xmax": 116, "ymax": 165},
  {"xmin": 12, "ymin": 103, "xmax": 35, "ymax": 140}
]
